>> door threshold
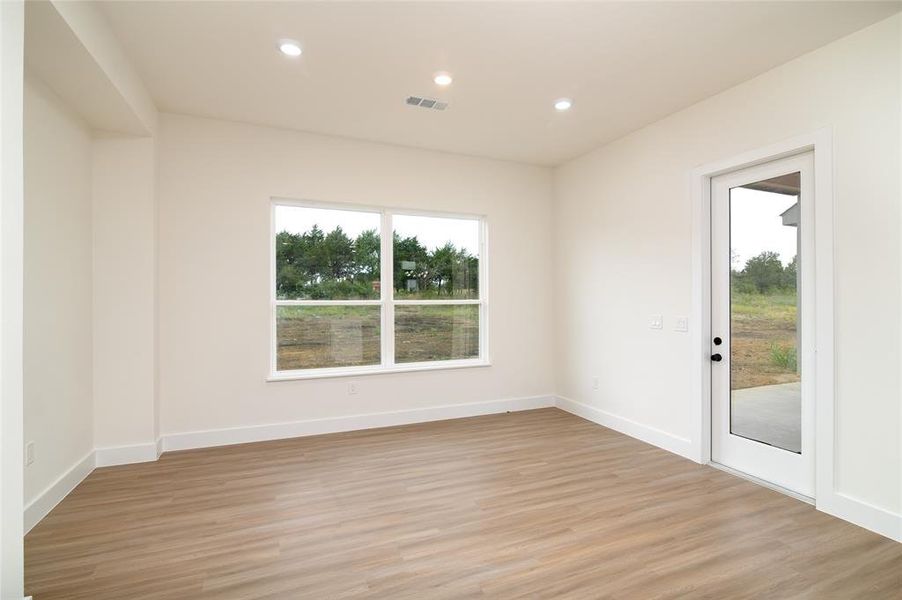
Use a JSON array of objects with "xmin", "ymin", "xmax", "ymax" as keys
[{"xmin": 708, "ymin": 461, "xmax": 814, "ymax": 505}]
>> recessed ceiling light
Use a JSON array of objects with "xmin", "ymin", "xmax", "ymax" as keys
[
  {"xmin": 554, "ymin": 98, "xmax": 573, "ymax": 111},
  {"xmin": 278, "ymin": 41, "xmax": 302, "ymax": 57},
  {"xmin": 433, "ymin": 72, "xmax": 453, "ymax": 86}
]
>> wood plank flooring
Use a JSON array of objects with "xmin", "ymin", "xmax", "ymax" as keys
[{"xmin": 25, "ymin": 408, "xmax": 902, "ymax": 599}]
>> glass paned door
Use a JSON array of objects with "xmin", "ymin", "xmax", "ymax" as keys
[
  {"xmin": 729, "ymin": 172, "xmax": 801, "ymax": 453},
  {"xmin": 711, "ymin": 153, "xmax": 815, "ymax": 497}
]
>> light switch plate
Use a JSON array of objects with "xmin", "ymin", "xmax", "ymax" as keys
[
  {"xmin": 649, "ymin": 314, "xmax": 663, "ymax": 330},
  {"xmin": 674, "ymin": 316, "xmax": 689, "ymax": 332}
]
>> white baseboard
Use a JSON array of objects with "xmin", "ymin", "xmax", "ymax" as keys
[
  {"xmin": 95, "ymin": 442, "xmax": 159, "ymax": 467},
  {"xmin": 553, "ymin": 396, "xmax": 901, "ymax": 542},
  {"xmin": 162, "ymin": 395, "xmax": 555, "ymax": 452},
  {"xmin": 554, "ymin": 395, "xmax": 694, "ymax": 459},
  {"xmin": 24, "ymin": 450, "xmax": 94, "ymax": 534},
  {"xmin": 24, "ymin": 395, "xmax": 553, "ymax": 533},
  {"xmin": 28, "ymin": 395, "xmax": 899, "ymax": 545},
  {"xmin": 818, "ymin": 491, "xmax": 902, "ymax": 542}
]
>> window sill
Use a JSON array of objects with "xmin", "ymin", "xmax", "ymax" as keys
[{"xmin": 266, "ymin": 360, "xmax": 491, "ymax": 382}]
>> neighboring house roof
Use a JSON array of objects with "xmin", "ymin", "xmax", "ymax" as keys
[{"xmin": 781, "ymin": 202, "xmax": 800, "ymax": 227}]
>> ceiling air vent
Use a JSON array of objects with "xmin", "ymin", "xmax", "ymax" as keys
[{"xmin": 405, "ymin": 96, "xmax": 449, "ymax": 111}]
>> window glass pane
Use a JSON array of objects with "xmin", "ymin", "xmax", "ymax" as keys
[
  {"xmin": 395, "ymin": 305, "xmax": 479, "ymax": 363},
  {"xmin": 729, "ymin": 172, "xmax": 801, "ymax": 453},
  {"xmin": 393, "ymin": 214, "xmax": 479, "ymax": 300},
  {"xmin": 277, "ymin": 306, "xmax": 380, "ymax": 371},
  {"xmin": 275, "ymin": 205, "xmax": 381, "ymax": 300}
]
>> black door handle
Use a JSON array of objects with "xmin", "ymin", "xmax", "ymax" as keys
[{"xmin": 711, "ymin": 353, "xmax": 723, "ymax": 362}]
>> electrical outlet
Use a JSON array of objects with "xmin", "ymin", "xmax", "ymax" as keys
[
  {"xmin": 674, "ymin": 316, "xmax": 689, "ymax": 332},
  {"xmin": 347, "ymin": 382, "xmax": 358, "ymax": 395},
  {"xmin": 592, "ymin": 376, "xmax": 599, "ymax": 391},
  {"xmin": 25, "ymin": 441, "xmax": 35, "ymax": 466},
  {"xmin": 649, "ymin": 314, "xmax": 663, "ymax": 330}
]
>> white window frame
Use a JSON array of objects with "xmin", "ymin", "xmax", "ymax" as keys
[{"xmin": 268, "ymin": 197, "xmax": 489, "ymax": 381}]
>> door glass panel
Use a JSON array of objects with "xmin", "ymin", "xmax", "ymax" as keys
[{"xmin": 729, "ymin": 172, "xmax": 801, "ymax": 453}]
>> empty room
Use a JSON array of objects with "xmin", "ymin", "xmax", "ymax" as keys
[{"xmin": 2, "ymin": 1, "xmax": 902, "ymax": 598}]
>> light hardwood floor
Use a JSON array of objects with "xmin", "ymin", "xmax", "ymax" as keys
[{"xmin": 25, "ymin": 408, "xmax": 902, "ymax": 599}]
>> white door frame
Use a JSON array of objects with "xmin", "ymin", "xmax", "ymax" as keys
[
  {"xmin": 689, "ymin": 129, "xmax": 835, "ymax": 507},
  {"xmin": 1, "ymin": 0, "xmax": 26, "ymax": 597}
]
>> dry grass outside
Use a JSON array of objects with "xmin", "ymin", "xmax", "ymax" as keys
[
  {"xmin": 276, "ymin": 306, "xmax": 380, "ymax": 370},
  {"xmin": 276, "ymin": 304, "xmax": 478, "ymax": 371},
  {"xmin": 731, "ymin": 291, "xmax": 800, "ymax": 389},
  {"xmin": 395, "ymin": 305, "xmax": 479, "ymax": 363}
]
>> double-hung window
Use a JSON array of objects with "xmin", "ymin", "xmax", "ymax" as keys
[{"xmin": 271, "ymin": 199, "xmax": 487, "ymax": 378}]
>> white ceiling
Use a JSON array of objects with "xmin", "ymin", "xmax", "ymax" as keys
[{"xmin": 99, "ymin": 1, "xmax": 900, "ymax": 166}]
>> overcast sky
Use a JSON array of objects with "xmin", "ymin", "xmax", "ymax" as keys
[
  {"xmin": 730, "ymin": 187, "xmax": 798, "ymax": 268},
  {"xmin": 275, "ymin": 205, "xmax": 480, "ymax": 254}
]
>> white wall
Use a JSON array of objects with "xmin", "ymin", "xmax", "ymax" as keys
[
  {"xmin": 49, "ymin": 0, "xmax": 156, "ymax": 134},
  {"xmin": 25, "ymin": 0, "xmax": 156, "ymax": 137},
  {"xmin": 92, "ymin": 136, "xmax": 157, "ymax": 455},
  {"xmin": 1, "ymin": 1, "xmax": 25, "ymax": 595},
  {"xmin": 553, "ymin": 16, "xmax": 901, "ymax": 519},
  {"xmin": 156, "ymin": 113, "xmax": 554, "ymax": 437},
  {"xmin": 23, "ymin": 75, "xmax": 94, "ymax": 506}
]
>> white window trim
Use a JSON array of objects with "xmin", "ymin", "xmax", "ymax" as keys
[{"xmin": 268, "ymin": 197, "xmax": 490, "ymax": 381}]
